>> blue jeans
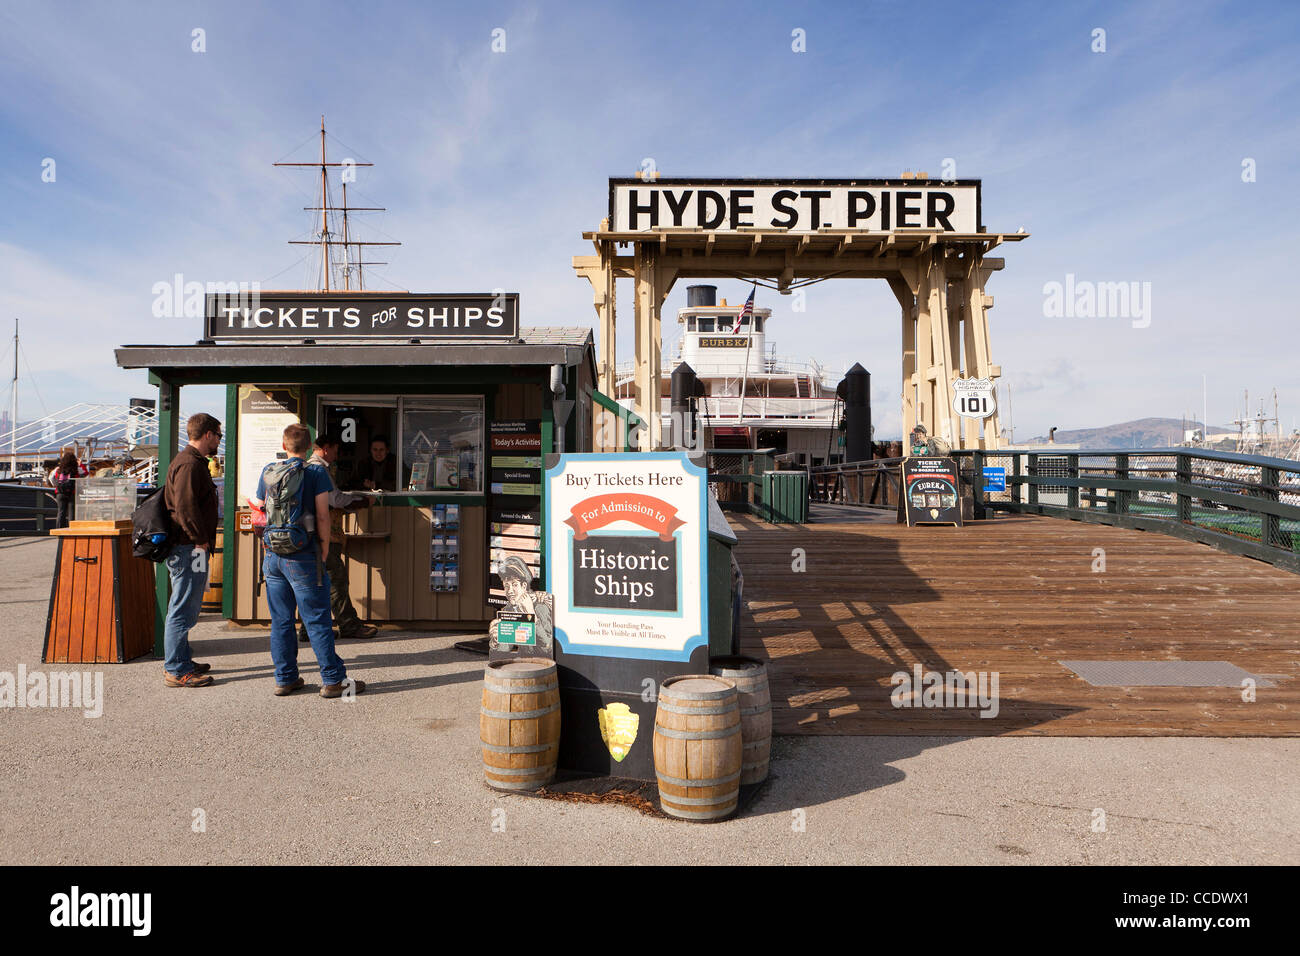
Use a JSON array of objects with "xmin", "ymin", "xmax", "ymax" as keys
[
  {"xmin": 163, "ymin": 543, "xmax": 209, "ymax": 676},
  {"xmin": 263, "ymin": 551, "xmax": 346, "ymax": 686}
]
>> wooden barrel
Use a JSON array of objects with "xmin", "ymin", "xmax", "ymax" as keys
[
  {"xmin": 653, "ymin": 675, "xmax": 742, "ymax": 821},
  {"xmin": 480, "ymin": 660, "xmax": 560, "ymax": 791},
  {"xmin": 709, "ymin": 656, "xmax": 772, "ymax": 784},
  {"xmin": 200, "ymin": 530, "xmax": 224, "ymax": 612}
]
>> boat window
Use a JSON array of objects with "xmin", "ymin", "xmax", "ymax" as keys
[
  {"xmin": 686, "ymin": 316, "xmax": 696, "ymax": 331},
  {"xmin": 697, "ymin": 317, "xmax": 715, "ymax": 333},
  {"xmin": 753, "ymin": 316, "xmax": 764, "ymax": 333}
]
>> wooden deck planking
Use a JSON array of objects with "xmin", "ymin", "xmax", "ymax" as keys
[{"xmin": 730, "ymin": 512, "xmax": 1300, "ymax": 736}]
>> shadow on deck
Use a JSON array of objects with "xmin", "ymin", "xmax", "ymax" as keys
[{"xmin": 729, "ymin": 509, "xmax": 1300, "ymax": 737}]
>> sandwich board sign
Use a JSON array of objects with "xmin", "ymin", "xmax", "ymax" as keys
[
  {"xmin": 902, "ymin": 456, "xmax": 963, "ymax": 527},
  {"xmin": 544, "ymin": 452, "xmax": 709, "ymax": 780}
]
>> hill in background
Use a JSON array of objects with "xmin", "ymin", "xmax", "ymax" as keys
[{"xmin": 1024, "ymin": 417, "xmax": 1236, "ymax": 449}]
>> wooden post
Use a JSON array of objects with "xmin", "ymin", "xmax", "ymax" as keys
[{"xmin": 889, "ymin": 274, "xmax": 918, "ymax": 442}]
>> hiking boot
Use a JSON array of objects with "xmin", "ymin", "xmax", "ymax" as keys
[
  {"xmin": 164, "ymin": 661, "xmax": 211, "ymax": 675},
  {"xmin": 274, "ymin": 677, "xmax": 305, "ymax": 697},
  {"xmin": 165, "ymin": 670, "xmax": 214, "ymax": 688},
  {"xmin": 342, "ymin": 624, "xmax": 379, "ymax": 640},
  {"xmin": 320, "ymin": 678, "xmax": 365, "ymax": 699}
]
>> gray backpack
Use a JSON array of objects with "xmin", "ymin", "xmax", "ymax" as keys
[{"xmin": 261, "ymin": 458, "xmax": 310, "ymax": 555}]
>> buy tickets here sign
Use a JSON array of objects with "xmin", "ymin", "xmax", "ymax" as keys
[{"xmin": 545, "ymin": 454, "xmax": 708, "ymax": 662}]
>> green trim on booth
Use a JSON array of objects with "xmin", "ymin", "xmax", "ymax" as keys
[
  {"xmin": 222, "ymin": 383, "xmax": 238, "ymax": 619},
  {"xmin": 152, "ymin": 378, "xmax": 178, "ymax": 656},
  {"xmin": 591, "ymin": 388, "xmax": 643, "ymax": 450}
]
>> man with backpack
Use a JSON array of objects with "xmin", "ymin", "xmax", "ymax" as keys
[
  {"xmin": 161, "ymin": 413, "xmax": 222, "ymax": 688},
  {"xmin": 250, "ymin": 423, "xmax": 365, "ymax": 699}
]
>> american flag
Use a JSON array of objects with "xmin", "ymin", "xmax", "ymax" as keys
[{"xmin": 731, "ymin": 286, "xmax": 755, "ymax": 334}]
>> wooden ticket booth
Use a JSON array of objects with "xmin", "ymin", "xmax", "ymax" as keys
[{"xmin": 115, "ymin": 292, "xmax": 597, "ymax": 646}]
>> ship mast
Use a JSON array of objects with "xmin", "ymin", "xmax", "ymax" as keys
[
  {"xmin": 276, "ymin": 116, "xmax": 399, "ymax": 291},
  {"xmin": 9, "ymin": 318, "xmax": 16, "ymax": 476}
]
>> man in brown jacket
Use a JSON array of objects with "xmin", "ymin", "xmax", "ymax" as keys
[{"xmin": 161, "ymin": 413, "xmax": 222, "ymax": 687}]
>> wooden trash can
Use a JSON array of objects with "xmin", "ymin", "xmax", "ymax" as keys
[
  {"xmin": 201, "ymin": 529, "xmax": 224, "ymax": 612},
  {"xmin": 709, "ymin": 656, "xmax": 772, "ymax": 785},
  {"xmin": 42, "ymin": 521, "xmax": 156, "ymax": 664},
  {"xmin": 480, "ymin": 659, "xmax": 561, "ymax": 791},
  {"xmin": 653, "ymin": 675, "xmax": 743, "ymax": 821}
]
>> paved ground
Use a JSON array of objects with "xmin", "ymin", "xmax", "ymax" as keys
[{"xmin": 2, "ymin": 536, "xmax": 1296, "ymax": 865}]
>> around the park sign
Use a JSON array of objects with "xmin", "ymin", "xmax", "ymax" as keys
[{"xmin": 609, "ymin": 178, "xmax": 981, "ymax": 233}]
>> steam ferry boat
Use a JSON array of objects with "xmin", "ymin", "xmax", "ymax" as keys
[{"xmin": 612, "ymin": 284, "xmax": 846, "ymax": 464}]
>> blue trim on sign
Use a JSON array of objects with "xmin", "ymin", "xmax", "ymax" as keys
[
  {"xmin": 545, "ymin": 452, "xmax": 710, "ymax": 663},
  {"xmin": 554, "ymin": 626, "xmax": 707, "ymax": 661}
]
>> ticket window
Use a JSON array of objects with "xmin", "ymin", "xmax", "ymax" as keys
[
  {"xmin": 318, "ymin": 396, "xmax": 485, "ymax": 495},
  {"xmin": 320, "ymin": 400, "xmax": 398, "ymax": 491}
]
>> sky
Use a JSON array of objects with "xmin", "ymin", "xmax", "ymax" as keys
[{"xmin": 1, "ymin": 0, "xmax": 1298, "ymax": 440}]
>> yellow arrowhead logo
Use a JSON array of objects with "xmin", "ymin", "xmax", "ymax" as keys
[{"xmin": 597, "ymin": 702, "xmax": 640, "ymax": 762}]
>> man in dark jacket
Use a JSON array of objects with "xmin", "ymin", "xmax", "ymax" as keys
[{"xmin": 161, "ymin": 413, "xmax": 222, "ymax": 687}]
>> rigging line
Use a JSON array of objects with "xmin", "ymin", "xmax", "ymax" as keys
[
  {"xmin": 325, "ymin": 131, "xmax": 372, "ymax": 167},
  {"xmin": 360, "ymin": 267, "xmax": 409, "ymax": 292},
  {"xmin": 16, "ymin": 342, "xmax": 49, "ymax": 416},
  {"xmin": 272, "ymin": 129, "xmax": 324, "ymax": 166},
  {"xmin": 258, "ymin": 248, "xmax": 316, "ymax": 286}
]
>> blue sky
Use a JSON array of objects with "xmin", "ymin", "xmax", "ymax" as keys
[{"xmin": 1, "ymin": 0, "xmax": 1298, "ymax": 439}]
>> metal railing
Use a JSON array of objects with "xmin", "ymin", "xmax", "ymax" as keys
[
  {"xmin": 703, "ymin": 448, "xmax": 776, "ymax": 514},
  {"xmin": 810, "ymin": 457, "xmax": 903, "ymax": 508},
  {"xmin": 0, "ymin": 482, "xmax": 57, "ymax": 537},
  {"xmin": 810, "ymin": 447, "xmax": 1300, "ymax": 572}
]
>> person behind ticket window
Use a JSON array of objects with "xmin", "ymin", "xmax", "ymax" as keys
[{"xmin": 353, "ymin": 434, "xmax": 397, "ymax": 492}]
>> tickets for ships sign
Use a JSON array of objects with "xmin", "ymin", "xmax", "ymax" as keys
[{"xmin": 545, "ymin": 452, "xmax": 710, "ymax": 780}]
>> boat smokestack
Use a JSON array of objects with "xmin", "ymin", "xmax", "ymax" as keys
[
  {"xmin": 837, "ymin": 363, "xmax": 872, "ymax": 463},
  {"xmin": 686, "ymin": 285, "xmax": 717, "ymax": 308}
]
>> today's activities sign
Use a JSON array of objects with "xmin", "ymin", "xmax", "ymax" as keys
[{"xmin": 545, "ymin": 453, "xmax": 708, "ymax": 662}]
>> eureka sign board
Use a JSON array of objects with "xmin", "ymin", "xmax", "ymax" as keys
[
  {"xmin": 545, "ymin": 453, "xmax": 709, "ymax": 662},
  {"xmin": 610, "ymin": 178, "xmax": 981, "ymax": 234}
]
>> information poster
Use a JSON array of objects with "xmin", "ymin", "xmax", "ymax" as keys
[
  {"xmin": 902, "ymin": 456, "xmax": 963, "ymax": 526},
  {"xmin": 236, "ymin": 385, "xmax": 301, "ymax": 505},
  {"xmin": 488, "ymin": 420, "xmax": 542, "ymax": 606}
]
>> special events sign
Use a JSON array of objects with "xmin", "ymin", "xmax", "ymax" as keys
[
  {"xmin": 205, "ymin": 292, "xmax": 519, "ymax": 341},
  {"xmin": 545, "ymin": 453, "xmax": 708, "ymax": 661},
  {"xmin": 902, "ymin": 456, "xmax": 963, "ymax": 527},
  {"xmin": 610, "ymin": 179, "xmax": 980, "ymax": 233}
]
